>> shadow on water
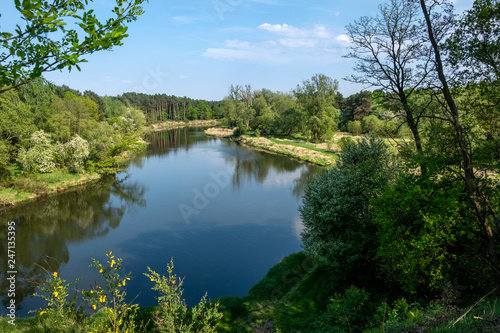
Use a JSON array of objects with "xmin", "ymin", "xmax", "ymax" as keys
[{"xmin": 0, "ymin": 177, "xmax": 147, "ymax": 312}]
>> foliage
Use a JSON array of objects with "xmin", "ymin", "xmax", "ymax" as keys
[
  {"xmin": 446, "ymin": 0, "xmax": 500, "ymax": 83},
  {"xmin": 82, "ymin": 251, "xmax": 138, "ymax": 332},
  {"xmin": 347, "ymin": 120, "xmax": 362, "ymax": 135},
  {"xmin": 373, "ymin": 169, "xmax": 493, "ymax": 296},
  {"xmin": 319, "ymin": 286, "xmax": 372, "ymax": 333},
  {"xmin": 32, "ymin": 271, "xmax": 81, "ymax": 331},
  {"xmin": 144, "ymin": 258, "xmax": 222, "ymax": 333},
  {"xmin": 64, "ymin": 134, "xmax": 90, "ymax": 172},
  {"xmin": 299, "ymin": 137, "xmax": 394, "ymax": 280},
  {"xmin": 0, "ymin": 0, "xmax": 148, "ymax": 93},
  {"xmin": 294, "ymin": 74, "xmax": 339, "ymax": 142},
  {"xmin": 17, "ymin": 130, "xmax": 56, "ymax": 173}
]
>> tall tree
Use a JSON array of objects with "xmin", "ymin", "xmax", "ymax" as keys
[
  {"xmin": 294, "ymin": 74, "xmax": 339, "ymax": 142},
  {"xmin": 345, "ymin": 0, "xmax": 432, "ymax": 171},
  {"xmin": 417, "ymin": 0, "xmax": 500, "ymax": 285},
  {"xmin": 0, "ymin": 0, "xmax": 148, "ymax": 93}
]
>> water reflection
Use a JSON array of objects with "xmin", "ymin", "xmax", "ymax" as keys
[
  {"xmin": 0, "ymin": 127, "xmax": 323, "ymax": 315},
  {"xmin": 0, "ymin": 178, "xmax": 147, "ymax": 310}
]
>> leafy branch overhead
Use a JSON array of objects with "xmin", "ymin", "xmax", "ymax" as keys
[{"xmin": 0, "ymin": 0, "xmax": 148, "ymax": 94}]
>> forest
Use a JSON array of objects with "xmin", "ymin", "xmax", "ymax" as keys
[{"xmin": 1, "ymin": 0, "xmax": 500, "ymax": 332}]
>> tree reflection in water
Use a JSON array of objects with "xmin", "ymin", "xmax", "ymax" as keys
[{"xmin": 0, "ymin": 177, "xmax": 147, "ymax": 309}]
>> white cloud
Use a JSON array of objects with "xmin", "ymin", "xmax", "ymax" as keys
[
  {"xmin": 122, "ymin": 80, "xmax": 133, "ymax": 84},
  {"xmin": 335, "ymin": 34, "xmax": 350, "ymax": 44},
  {"xmin": 258, "ymin": 23, "xmax": 331, "ymax": 39},
  {"xmin": 203, "ymin": 23, "xmax": 348, "ymax": 64},
  {"xmin": 179, "ymin": 75, "xmax": 189, "ymax": 79}
]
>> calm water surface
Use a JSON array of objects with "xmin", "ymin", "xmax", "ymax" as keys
[{"xmin": 0, "ymin": 128, "xmax": 322, "ymax": 316}]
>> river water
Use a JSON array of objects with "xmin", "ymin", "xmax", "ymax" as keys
[{"xmin": 0, "ymin": 127, "xmax": 323, "ymax": 316}]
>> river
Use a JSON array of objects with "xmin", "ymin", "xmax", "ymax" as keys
[{"xmin": 0, "ymin": 127, "xmax": 323, "ymax": 317}]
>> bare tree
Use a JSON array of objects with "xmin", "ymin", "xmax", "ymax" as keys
[{"xmin": 345, "ymin": 0, "xmax": 432, "ymax": 171}]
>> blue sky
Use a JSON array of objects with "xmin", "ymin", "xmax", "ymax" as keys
[{"xmin": 1, "ymin": 0, "xmax": 474, "ymax": 100}]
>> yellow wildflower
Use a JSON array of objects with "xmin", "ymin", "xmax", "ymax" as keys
[
  {"xmin": 110, "ymin": 259, "xmax": 116, "ymax": 268},
  {"xmin": 52, "ymin": 272, "xmax": 58, "ymax": 278},
  {"xmin": 39, "ymin": 311, "xmax": 47, "ymax": 315},
  {"xmin": 53, "ymin": 292, "xmax": 59, "ymax": 298},
  {"xmin": 99, "ymin": 295, "xmax": 106, "ymax": 303},
  {"xmin": 92, "ymin": 304, "xmax": 97, "ymax": 310}
]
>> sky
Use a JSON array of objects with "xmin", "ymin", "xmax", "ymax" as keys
[{"xmin": 1, "ymin": 0, "xmax": 475, "ymax": 101}]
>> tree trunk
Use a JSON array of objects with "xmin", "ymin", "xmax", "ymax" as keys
[{"xmin": 419, "ymin": 0, "xmax": 500, "ymax": 284}]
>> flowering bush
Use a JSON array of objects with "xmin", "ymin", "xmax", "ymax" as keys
[
  {"xmin": 145, "ymin": 258, "xmax": 222, "ymax": 333},
  {"xmin": 17, "ymin": 130, "xmax": 56, "ymax": 173},
  {"xmin": 65, "ymin": 134, "xmax": 90, "ymax": 172},
  {"xmin": 82, "ymin": 251, "xmax": 138, "ymax": 333},
  {"xmin": 32, "ymin": 271, "xmax": 81, "ymax": 331}
]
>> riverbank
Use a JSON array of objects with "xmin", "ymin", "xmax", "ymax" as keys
[
  {"xmin": 215, "ymin": 252, "xmax": 500, "ymax": 332},
  {"xmin": 0, "ymin": 136, "xmax": 148, "ymax": 208},
  {"xmin": 150, "ymin": 119, "xmax": 219, "ymax": 132},
  {"xmin": 0, "ymin": 120, "xmax": 220, "ymax": 207},
  {"xmin": 3, "ymin": 251, "xmax": 499, "ymax": 332},
  {"xmin": 205, "ymin": 127, "xmax": 341, "ymax": 167}
]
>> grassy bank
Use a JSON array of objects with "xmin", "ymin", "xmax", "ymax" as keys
[
  {"xmin": 0, "ymin": 136, "xmax": 148, "ymax": 207},
  {"xmin": 205, "ymin": 127, "xmax": 343, "ymax": 167},
  {"xmin": 216, "ymin": 252, "xmax": 500, "ymax": 332},
  {"xmin": 150, "ymin": 119, "xmax": 219, "ymax": 131}
]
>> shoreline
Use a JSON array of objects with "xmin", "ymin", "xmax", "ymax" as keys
[
  {"xmin": 0, "ymin": 137, "xmax": 148, "ymax": 209},
  {"xmin": 205, "ymin": 127, "xmax": 339, "ymax": 167},
  {"xmin": 0, "ymin": 121, "xmax": 220, "ymax": 208},
  {"xmin": 150, "ymin": 119, "xmax": 219, "ymax": 132}
]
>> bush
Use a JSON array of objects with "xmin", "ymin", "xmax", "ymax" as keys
[
  {"xmin": 324, "ymin": 286, "xmax": 372, "ymax": 332},
  {"xmin": 347, "ymin": 120, "xmax": 362, "ymax": 135},
  {"xmin": 299, "ymin": 137, "xmax": 394, "ymax": 280},
  {"xmin": 144, "ymin": 258, "xmax": 222, "ymax": 333},
  {"xmin": 65, "ymin": 134, "xmax": 90, "ymax": 172},
  {"xmin": 17, "ymin": 130, "xmax": 56, "ymax": 173}
]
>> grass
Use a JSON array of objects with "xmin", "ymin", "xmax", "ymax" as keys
[
  {"xmin": 237, "ymin": 135, "xmax": 339, "ymax": 167},
  {"xmin": 150, "ymin": 119, "xmax": 219, "ymax": 132},
  {"xmin": 0, "ymin": 170, "xmax": 101, "ymax": 206},
  {"xmin": 213, "ymin": 251, "xmax": 500, "ymax": 333}
]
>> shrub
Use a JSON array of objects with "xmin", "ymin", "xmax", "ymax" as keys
[
  {"xmin": 65, "ymin": 134, "xmax": 90, "ymax": 172},
  {"xmin": 144, "ymin": 258, "xmax": 222, "ymax": 333},
  {"xmin": 17, "ymin": 130, "xmax": 56, "ymax": 173},
  {"xmin": 299, "ymin": 137, "xmax": 394, "ymax": 280}
]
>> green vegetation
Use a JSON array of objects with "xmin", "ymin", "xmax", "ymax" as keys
[
  {"xmin": 0, "ymin": 252, "xmax": 222, "ymax": 333},
  {"xmin": 0, "ymin": 0, "xmax": 148, "ymax": 93},
  {"xmin": 0, "ymin": 79, "xmax": 151, "ymax": 205},
  {"xmin": 1, "ymin": 0, "xmax": 500, "ymax": 331},
  {"xmin": 212, "ymin": 1, "xmax": 500, "ymax": 330}
]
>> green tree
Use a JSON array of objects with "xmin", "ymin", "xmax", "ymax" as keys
[
  {"xmin": 417, "ymin": 0, "xmax": 500, "ymax": 285},
  {"xmin": 0, "ymin": 0, "xmax": 148, "ymax": 93},
  {"xmin": 299, "ymin": 137, "xmax": 393, "ymax": 280},
  {"xmin": 446, "ymin": 0, "xmax": 500, "ymax": 83},
  {"xmin": 294, "ymin": 74, "xmax": 339, "ymax": 142},
  {"xmin": 347, "ymin": 120, "xmax": 362, "ymax": 135}
]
